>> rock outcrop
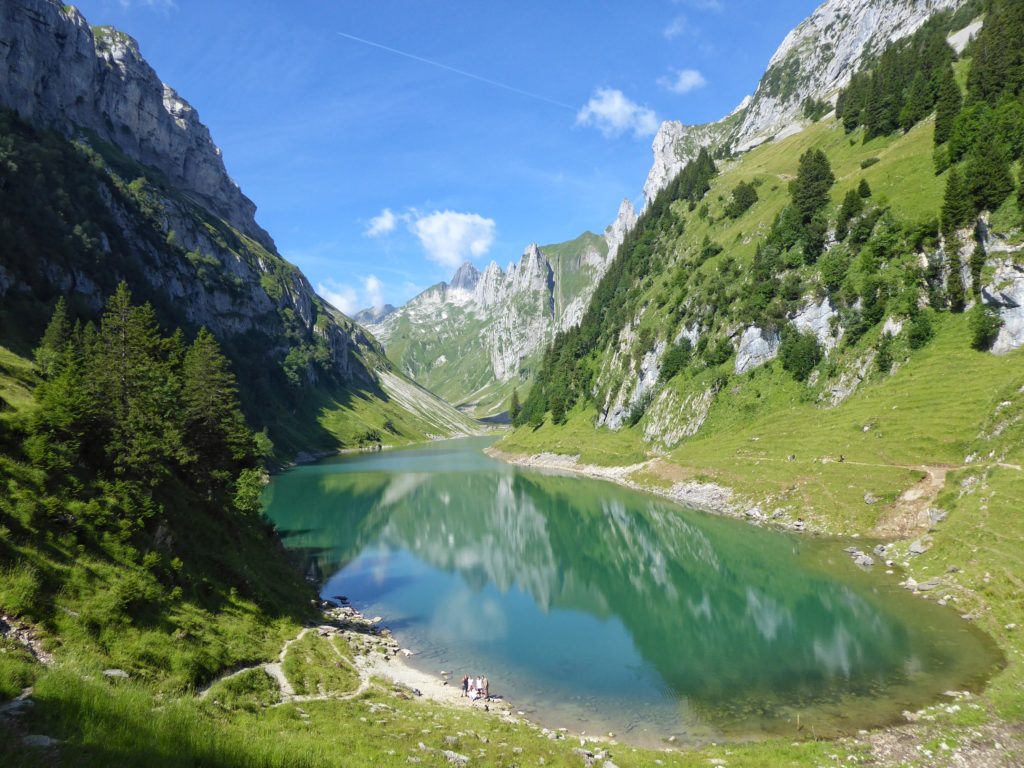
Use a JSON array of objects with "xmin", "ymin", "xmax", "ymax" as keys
[
  {"xmin": 0, "ymin": 0, "xmax": 273, "ymax": 249},
  {"xmin": 983, "ymin": 260, "xmax": 1024, "ymax": 355},
  {"xmin": 735, "ymin": 326, "xmax": 781, "ymax": 375},
  {"xmin": 642, "ymin": 0, "xmax": 967, "ymax": 201}
]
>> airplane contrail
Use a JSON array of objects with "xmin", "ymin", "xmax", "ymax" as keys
[{"xmin": 336, "ymin": 30, "xmax": 575, "ymax": 111}]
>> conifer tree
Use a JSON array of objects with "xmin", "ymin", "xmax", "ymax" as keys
[
  {"xmin": 836, "ymin": 189, "xmax": 865, "ymax": 241},
  {"xmin": 900, "ymin": 71, "xmax": 932, "ymax": 131},
  {"xmin": 995, "ymin": 95, "xmax": 1024, "ymax": 161},
  {"xmin": 941, "ymin": 167, "xmax": 973, "ymax": 234},
  {"xmin": 508, "ymin": 388, "xmax": 521, "ymax": 422},
  {"xmin": 181, "ymin": 327, "xmax": 255, "ymax": 492},
  {"xmin": 858, "ymin": 178, "xmax": 872, "ymax": 198},
  {"xmin": 34, "ymin": 297, "xmax": 71, "ymax": 377},
  {"xmin": 970, "ymin": 243, "xmax": 987, "ymax": 297},
  {"xmin": 91, "ymin": 283, "xmax": 183, "ymax": 482},
  {"xmin": 964, "ymin": 122, "xmax": 1014, "ymax": 213},
  {"xmin": 947, "ymin": 247, "xmax": 966, "ymax": 313},
  {"xmin": 790, "ymin": 149, "xmax": 835, "ymax": 224},
  {"xmin": 934, "ymin": 64, "xmax": 962, "ymax": 146},
  {"xmin": 966, "ymin": 0, "xmax": 1024, "ymax": 106}
]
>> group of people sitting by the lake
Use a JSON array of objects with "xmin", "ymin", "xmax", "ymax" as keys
[{"xmin": 460, "ymin": 674, "xmax": 489, "ymax": 701}]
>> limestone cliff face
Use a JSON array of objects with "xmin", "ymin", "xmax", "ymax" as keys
[
  {"xmin": 0, "ymin": 0, "xmax": 272, "ymax": 249},
  {"xmin": 0, "ymin": 0, "xmax": 418, "ymax": 435},
  {"xmin": 367, "ymin": 225, "xmax": 623, "ymax": 414},
  {"xmin": 734, "ymin": 0, "xmax": 965, "ymax": 151},
  {"xmin": 642, "ymin": 0, "xmax": 967, "ymax": 202}
]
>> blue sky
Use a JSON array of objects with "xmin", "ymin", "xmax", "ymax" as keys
[{"xmin": 72, "ymin": 0, "xmax": 819, "ymax": 313}]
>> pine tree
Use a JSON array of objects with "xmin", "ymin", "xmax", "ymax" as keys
[
  {"xmin": 941, "ymin": 167, "xmax": 973, "ymax": 234},
  {"xmin": 724, "ymin": 181, "xmax": 758, "ymax": 218},
  {"xmin": 836, "ymin": 189, "xmax": 865, "ymax": 241},
  {"xmin": 995, "ymin": 95, "xmax": 1024, "ymax": 161},
  {"xmin": 966, "ymin": 0, "xmax": 1024, "ymax": 106},
  {"xmin": 25, "ymin": 325, "xmax": 97, "ymax": 477},
  {"xmin": 970, "ymin": 243, "xmax": 987, "ymax": 297},
  {"xmin": 181, "ymin": 327, "xmax": 255, "ymax": 492},
  {"xmin": 838, "ymin": 72, "xmax": 871, "ymax": 132},
  {"xmin": 949, "ymin": 104, "xmax": 994, "ymax": 163},
  {"xmin": 947, "ymin": 246, "xmax": 966, "ymax": 313},
  {"xmin": 934, "ymin": 64, "xmax": 962, "ymax": 146},
  {"xmin": 508, "ymin": 388, "xmax": 521, "ymax": 422},
  {"xmin": 34, "ymin": 297, "xmax": 71, "ymax": 377},
  {"xmin": 965, "ymin": 122, "xmax": 1014, "ymax": 213},
  {"xmin": 864, "ymin": 48, "xmax": 902, "ymax": 138},
  {"xmin": 91, "ymin": 283, "xmax": 183, "ymax": 481},
  {"xmin": 790, "ymin": 149, "xmax": 835, "ymax": 224},
  {"xmin": 900, "ymin": 71, "xmax": 932, "ymax": 131},
  {"xmin": 858, "ymin": 178, "xmax": 872, "ymax": 199}
]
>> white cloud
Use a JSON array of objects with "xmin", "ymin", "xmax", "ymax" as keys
[
  {"xmin": 317, "ymin": 280, "xmax": 359, "ymax": 315},
  {"xmin": 663, "ymin": 15, "xmax": 688, "ymax": 39},
  {"xmin": 365, "ymin": 208, "xmax": 398, "ymax": 237},
  {"xmin": 675, "ymin": 0, "xmax": 723, "ymax": 10},
  {"xmin": 364, "ymin": 274, "xmax": 385, "ymax": 309},
  {"xmin": 412, "ymin": 210, "xmax": 496, "ymax": 269},
  {"xmin": 318, "ymin": 274, "xmax": 389, "ymax": 314},
  {"xmin": 659, "ymin": 68, "xmax": 708, "ymax": 95},
  {"xmin": 576, "ymin": 88, "xmax": 659, "ymax": 139}
]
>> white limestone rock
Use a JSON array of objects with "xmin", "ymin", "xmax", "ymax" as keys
[
  {"xmin": 982, "ymin": 259, "xmax": 1024, "ymax": 355},
  {"xmin": 642, "ymin": 0, "xmax": 966, "ymax": 200},
  {"xmin": 642, "ymin": 120, "xmax": 735, "ymax": 205},
  {"xmin": 604, "ymin": 198, "xmax": 637, "ymax": 261},
  {"xmin": 643, "ymin": 385, "xmax": 717, "ymax": 448},
  {"xmin": 792, "ymin": 297, "xmax": 840, "ymax": 352},
  {"xmin": 0, "ymin": 0, "xmax": 272, "ymax": 248},
  {"xmin": 735, "ymin": 326, "xmax": 781, "ymax": 375},
  {"xmin": 734, "ymin": 0, "xmax": 964, "ymax": 151}
]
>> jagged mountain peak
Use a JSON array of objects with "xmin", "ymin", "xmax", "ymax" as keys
[
  {"xmin": 642, "ymin": 0, "xmax": 968, "ymax": 202},
  {"xmin": 450, "ymin": 261, "xmax": 483, "ymax": 292},
  {"xmin": 734, "ymin": 0, "xmax": 966, "ymax": 151}
]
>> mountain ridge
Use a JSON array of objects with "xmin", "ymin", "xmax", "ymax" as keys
[
  {"xmin": 362, "ymin": 199, "xmax": 637, "ymax": 415},
  {"xmin": 0, "ymin": 0, "xmax": 480, "ymax": 453}
]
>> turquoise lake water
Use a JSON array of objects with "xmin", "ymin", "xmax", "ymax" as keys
[{"xmin": 263, "ymin": 437, "xmax": 1001, "ymax": 746}]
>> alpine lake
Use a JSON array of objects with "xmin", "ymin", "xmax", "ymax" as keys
[{"xmin": 263, "ymin": 437, "xmax": 1002, "ymax": 747}]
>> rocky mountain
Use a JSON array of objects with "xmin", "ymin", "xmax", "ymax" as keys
[
  {"xmin": 512, "ymin": 0, "xmax": 1023, "ymax": 453},
  {"xmin": 643, "ymin": 0, "xmax": 969, "ymax": 202},
  {"xmin": 364, "ymin": 199, "xmax": 637, "ymax": 416},
  {"xmin": 0, "ymin": 0, "xmax": 478, "ymax": 453}
]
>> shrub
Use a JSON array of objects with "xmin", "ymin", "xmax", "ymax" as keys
[
  {"xmin": 968, "ymin": 304, "xmax": 1002, "ymax": 350},
  {"xmin": 724, "ymin": 181, "xmax": 759, "ymax": 218},
  {"xmin": 658, "ymin": 339, "xmax": 692, "ymax": 383},
  {"xmin": 626, "ymin": 390, "xmax": 654, "ymax": 427},
  {"xmin": 875, "ymin": 332, "xmax": 894, "ymax": 373},
  {"xmin": 907, "ymin": 311, "xmax": 934, "ymax": 349},
  {"xmin": 0, "ymin": 562, "xmax": 41, "ymax": 619},
  {"xmin": 779, "ymin": 327, "xmax": 821, "ymax": 382},
  {"xmin": 860, "ymin": 157, "xmax": 880, "ymax": 170},
  {"xmin": 704, "ymin": 338, "xmax": 734, "ymax": 367}
]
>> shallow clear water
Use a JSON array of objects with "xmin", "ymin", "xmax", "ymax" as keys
[{"xmin": 263, "ymin": 437, "xmax": 1001, "ymax": 746}]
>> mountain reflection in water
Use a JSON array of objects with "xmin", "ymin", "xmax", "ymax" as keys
[{"xmin": 264, "ymin": 438, "xmax": 1000, "ymax": 743}]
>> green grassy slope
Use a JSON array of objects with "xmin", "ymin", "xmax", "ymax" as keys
[{"xmin": 496, "ymin": 46, "xmax": 1024, "ymax": 761}]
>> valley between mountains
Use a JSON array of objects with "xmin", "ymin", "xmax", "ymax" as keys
[{"xmin": 1, "ymin": 0, "xmax": 1024, "ymax": 766}]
